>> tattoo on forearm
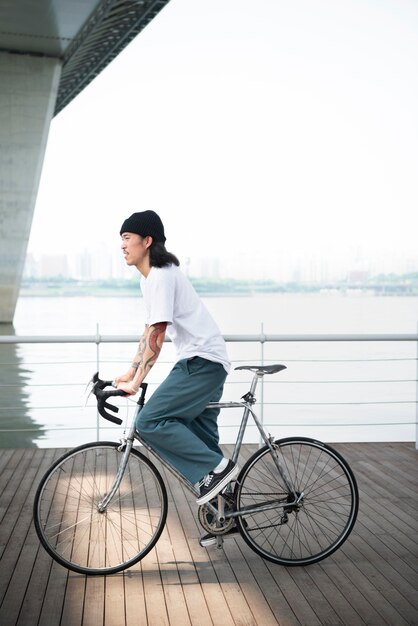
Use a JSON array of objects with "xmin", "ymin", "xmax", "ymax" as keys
[
  {"xmin": 149, "ymin": 323, "xmax": 165, "ymax": 353},
  {"xmin": 143, "ymin": 323, "xmax": 165, "ymax": 371},
  {"xmin": 134, "ymin": 323, "xmax": 166, "ymax": 380}
]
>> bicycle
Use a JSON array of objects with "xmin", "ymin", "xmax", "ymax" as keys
[{"xmin": 33, "ymin": 364, "xmax": 359, "ymax": 575}]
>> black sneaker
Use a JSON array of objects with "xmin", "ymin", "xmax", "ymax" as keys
[
  {"xmin": 196, "ymin": 460, "xmax": 239, "ymax": 505},
  {"xmin": 199, "ymin": 526, "xmax": 240, "ymax": 548}
]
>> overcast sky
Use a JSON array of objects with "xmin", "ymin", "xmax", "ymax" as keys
[{"xmin": 28, "ymin": 0, "xmax": 418, "ymax": 279}]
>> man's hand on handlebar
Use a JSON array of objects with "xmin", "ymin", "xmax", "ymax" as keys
[
  {"xmin": 91, "ymin": 373, "xmax": 148, "ymax": 423},
  {"xmin": 114, "ymin": 371, "xmax": 134, "ymax": 385},
  {"xmin": 116, "ymin": 381, "xmax": 139, "ymax": 396},
  {"xmin": 114, "ymin": 370, "xmax": 139, "ymax": 395}
]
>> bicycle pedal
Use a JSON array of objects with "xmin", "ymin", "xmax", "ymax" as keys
[{"xmin": 199, "ymin": 534, "xmax": 225, "ymax": 549}]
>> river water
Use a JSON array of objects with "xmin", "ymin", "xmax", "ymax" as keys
[{"xmin": 1, "ymin": 292, "xmax": 416, "ymax": 447}]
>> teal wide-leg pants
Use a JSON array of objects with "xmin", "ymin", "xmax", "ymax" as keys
[{"xmin": 135, "ymin": 357, "xmax": 227, "ymax": 484}]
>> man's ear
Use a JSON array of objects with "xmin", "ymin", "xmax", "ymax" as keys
[{"xmin": 144, "ymin": 236, "xmax": 153, "ymax": 249}]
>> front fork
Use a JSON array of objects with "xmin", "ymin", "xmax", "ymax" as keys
[
  {"xmin": 97, "ymin": 392, "xmax": 146, "ymax": 513},
  {"xmin": 97, "ymin": 439, "xmax": 133, "ymax": 512}
]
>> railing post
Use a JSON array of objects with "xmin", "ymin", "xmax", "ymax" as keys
[
  {"xmin": 260, "ymin": 322, "xmax": 265, "ymax": 423},
  {"xmin": 416, "ymin": 323, "xmax": 418, "ymax": 450},
  {"xmin": 260, "ymin": 323, "xmax": 265, "ymax": 447},
  {"xmin": 96, "ymin": 323, "xmax": 100, "ymax": 441}
]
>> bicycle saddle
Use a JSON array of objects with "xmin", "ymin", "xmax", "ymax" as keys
[{"xmin": 235, "ymin": 364, "xmax": 287, "ymax": 375}]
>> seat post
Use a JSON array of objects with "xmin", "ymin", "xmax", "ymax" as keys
[{"xmin": 249, "ymin": 371, "xmax": 263, "ymax": 397}]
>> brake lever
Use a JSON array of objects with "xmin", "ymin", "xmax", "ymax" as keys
[
  {"xmin": 83, "ymin": 375, "xmax": 96, "ymax": 407},
  {"xmin": 84, "ymin": 372, "xmax": 116, "ymax": 407},
  {"xmin": 86, "ymin": 373, "xmax": 147, "ymax": 425}
]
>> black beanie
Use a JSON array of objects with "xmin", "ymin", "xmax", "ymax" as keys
[{"xmin": 120, "ymin": 210, "xmax": 166, "ymax": 243}]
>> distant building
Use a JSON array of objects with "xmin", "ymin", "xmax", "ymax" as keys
[
  {"xmin": 39, "ymin": 254, "xmax": 70, "ymax": 278},
  {"xmin": 348, "ymin": 270, "xmax": 370, "ymax": 283},
  {"xmin": 23, "ymin": 253, "xmax": 40, "ymax": 279},
  {"xmin": 74, "ymin": 250, "xmax": 92, "ymax": 279}
]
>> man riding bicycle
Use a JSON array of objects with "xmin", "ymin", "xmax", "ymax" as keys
[{"xmin": 115, "ymin": 210, "xmax": 239, "ymax": 508}]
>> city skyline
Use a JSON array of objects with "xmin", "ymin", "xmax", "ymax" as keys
[{"xmin": 24, "ymin": 245, "xmax": 417, "ymax": 284}]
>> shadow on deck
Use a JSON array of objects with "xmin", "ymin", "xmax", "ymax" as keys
[{"xmin": 0, "ymin": 443, "xmax": 417, "ymax": 625}]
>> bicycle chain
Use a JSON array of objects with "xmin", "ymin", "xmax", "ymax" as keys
[
  {"xmin": 246, "ymin": 516, "xmax": 290, "ymax": 531},
  {"xmin": 238, "ymin": 492, "xmax": 293, "ymax": 531},
  {"xmin": 241, "ymin": 492, "xmax": 288, "ymax": 497}
]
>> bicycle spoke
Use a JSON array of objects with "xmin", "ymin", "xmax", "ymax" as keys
[
  {"xmin": 236, "ymin": 437, "xmax": 358, "ymax": 565},
  {"xmin": 34, "ymin": 443, "xmax": 168, "ymax": 574}
]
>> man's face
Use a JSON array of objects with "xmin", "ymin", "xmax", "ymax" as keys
[{"xmin": 121, "ymin": 232, "xmax": 150, "ymax": 267}]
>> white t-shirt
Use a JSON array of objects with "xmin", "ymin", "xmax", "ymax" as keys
[{"xmin": 140, "ymin": 265, "xmax": 230, "ymax": 373}]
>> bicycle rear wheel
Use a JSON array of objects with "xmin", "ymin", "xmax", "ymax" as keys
[
  {"xmin": 234, "ymin": 437, "xmax": 358, "ymax": 566},
  {"xmin": 33, "ymin": 442, "xmax": 168, "ymax": 575}
]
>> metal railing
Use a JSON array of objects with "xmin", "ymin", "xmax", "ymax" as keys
[{"xmin": 0, "ymin": 331, "xmax": 417, "ymax": 448}]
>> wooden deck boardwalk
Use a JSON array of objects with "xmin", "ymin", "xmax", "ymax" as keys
[{"xmin": 0, "ymin": 442, "xmax": 417, "ymax": 626}]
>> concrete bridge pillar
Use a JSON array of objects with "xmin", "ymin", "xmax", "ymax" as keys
[{"xmin": 0, "ymin": 52, "xmax": 61, "ymax": 323}]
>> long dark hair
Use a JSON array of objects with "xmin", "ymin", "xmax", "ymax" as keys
[{"xmin": 149, "ymin": 242, "xmax": 180, "ymax": 268}]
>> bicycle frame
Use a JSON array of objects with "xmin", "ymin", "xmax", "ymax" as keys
[
  {"xmin": 35, "ymin": 367, "xmax": 358, "ymax": 573},
  {"xmin": 103, "ymin": 371, "xmax": 298, "ymax": 520}
]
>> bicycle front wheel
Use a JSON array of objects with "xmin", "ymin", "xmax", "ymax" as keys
[
  {"xmin": 235, "ymin": 437, "xmax": 358, "ymax": 566},
  {"xmin": 33, "ymin": 442, "xmax": 168, "ymax": 575}
]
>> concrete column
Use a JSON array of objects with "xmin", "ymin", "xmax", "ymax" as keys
[{"xmin": 0, "ymin": 52, "xmax": 61, "ymax": 323}]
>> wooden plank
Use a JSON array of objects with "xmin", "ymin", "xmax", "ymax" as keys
[
  {"xmin": 306, "ymin": 559, "xmax": 373, "ymax": 626},
  {"xmin": 83, "ymin": 576, "xmax": 105, "ymax": 625},
  {"xmin": 1, "ymin": 444, "xmax": 418, "ymax": 626},
  {"xmin": 159, "ymin": 503, "xmax": 212, "ymax": 625},
  {"xmin": 286, "ymin": 566, "xmax": 344, "ymax": 626},
  {"xmin": 60, "ymin": 574, "xmax": 86, "ymax": 626},
  {"xmin": 316, "ymin": 556, "xmax": 384, "ymax": 625},
  {"xmin": 160, "ymin": 460, "xmax": 235, "ymax": 626},
  {"xmin": 262, "ymin": 561, "xmax": 323, "ymax": 626},
  {"xmin": 153, "ymin": 521, "xmax": 192, "ymax": 626},
  {"xmin": 0, "ymin": 448, "xmax": 27, "ymax": 562},
  {"xmin": 34, "ymin": 560, "xmax": 69, "ymax": 626},
  {"xmin": 353, "ymin": 477, "xmax": 417, "ymax": 538},
  {"xmin": 353, "ymin": 484, "xmax": 418, "ymax": 571},
  {"xmin": 338, "ymin": 443, "xmax": 418, "ymax": 625},
  {"xmin": 0, "ymin": 447, "xmax": 14, "ymax": 465},
  {"xmin": 203, "ymin": 540, "xmax": 260, "ymax": 626},
  {"xmin": 23, "ymin": 451, "xmax": 73, "ymax": 626},
  {"xmin": 189, "ymin": 501, "xmax": 276, "ymax": 626},
  {"xmin": 228, "ymin": 441, "xmax": 348, "ymax": 625},
  {"xmin": 0, "ymin": 449, "xmax": 35, "ymax": 526},
  {"xmin": 231, "ymin": 541, "xmax": 301, "ymax": 626},
  {"xmin": 140, "ymin": 550, "xmax": 170, "ymax": 625},
  {"xmin": 360, "ymin": 527, "xmax": 418, "ymax": 599},
  {"xmin": 0, "ymin": 448, "xmax": 58, "ymax": 619},
  {"xmin": 339, "ymin": 442, "xmax": 418, "ymax": 499},
  {"xmin": 124, "ymin": 565, "xmax": 149, "ymax": 626},
  {"xmin": 16, "ymin": 546, "xmax": 56, "ymax": 626},
  {"xmin": 378, "ymin": 531, "xmax": 418, "ymax": 571},
  {"xmin": 160, "ymin": 461, "xmax": 239, "ymax": 626},
  {"xmin": 222, "ymin": 537, "xmax": 290, "ymax": 626},
  {"xmin": 104, "ymin": 574, "xmax": 126, "ymax": 626},
  {"xmin": 337, "ymin": 537, "xmax": 413, "ymax": 626},
  {"xmin": 338, "ymin": 443, "xmax": 418, "ymax": 560},
  {"xmin": 0, "ymin": 449, "xmax": 18, "ymax": 492},
  {"xmin": 357, "ymin": 460, "xmax": 418, "ymax": 520},
  {"xmin": 349, "ymin": 534, "xmax": 418, "ymax": 623}
]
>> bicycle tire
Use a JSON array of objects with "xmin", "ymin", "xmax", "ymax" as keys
[
  {"xmin": 33, "ymin": 441, "xmax": 168, "ymax": 575},
  {"xmin": 234, "ymin": 437, "xmax": 358, "ymax": 566}
]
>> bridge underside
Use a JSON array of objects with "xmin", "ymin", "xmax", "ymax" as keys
[{"xmin": 0, "ymin": 0, "xmax": 171, "ymax": 323}]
